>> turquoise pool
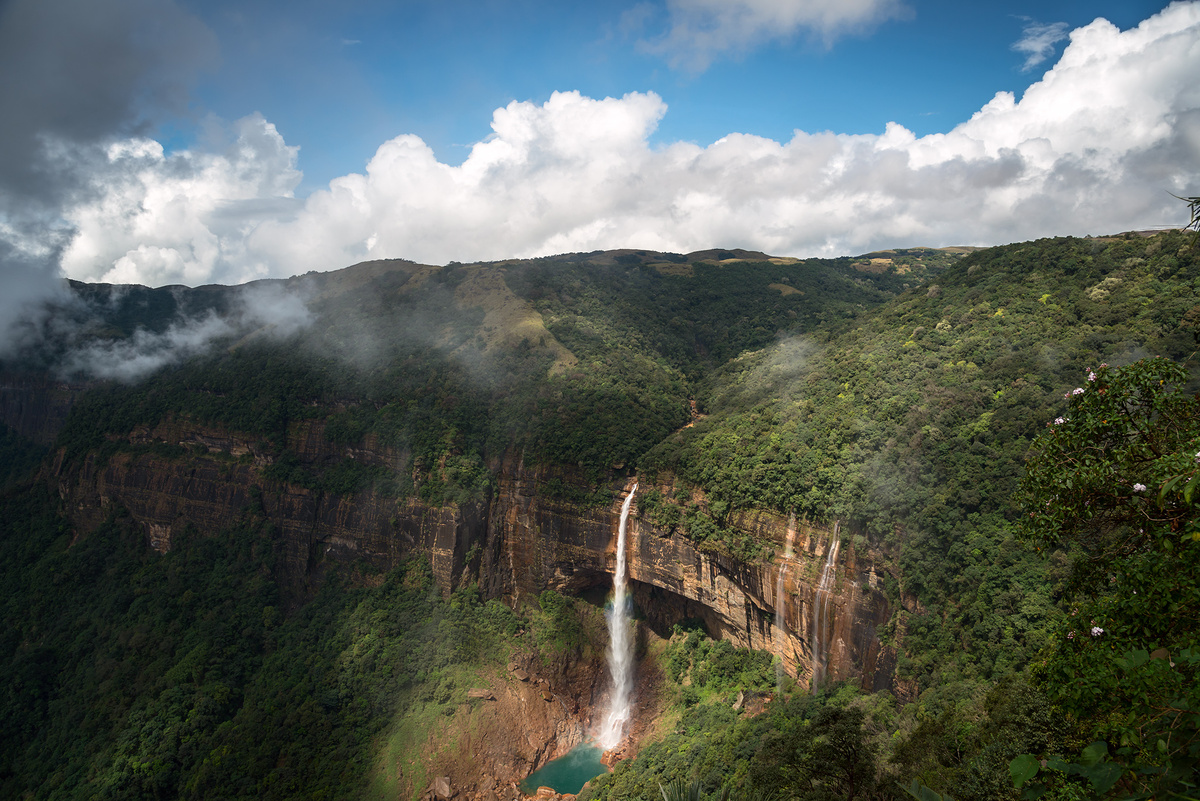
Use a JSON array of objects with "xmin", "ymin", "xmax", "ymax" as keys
[{"xmin": 518, "ymin": 743, "xmax": 609, "ymax": 795}]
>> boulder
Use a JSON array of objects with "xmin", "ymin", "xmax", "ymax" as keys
[{"xmin": 431, "ymin": 776, "xmax": 453, "ymax": 799}]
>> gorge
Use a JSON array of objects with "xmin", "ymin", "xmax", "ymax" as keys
[{"xmin": 2, "ymin": 231, "xmax": 1198, "ymax": 800}]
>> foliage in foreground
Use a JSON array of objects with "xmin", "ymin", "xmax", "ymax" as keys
[
  {"xmin": 581, "ymin": 624, "xmax": 1082, "ymax": 801},
  {"xmin": 1014, "ymin": 358, "xmax": 1200, "ymax": 798}
]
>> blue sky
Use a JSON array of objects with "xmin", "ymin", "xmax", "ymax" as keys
[
  {"xmin": 179, "ymin": 0, "xmax": 1173, "ymax": 193},
  {"xmin": 0, "ymin": 0, "xmax": 1198, "ymax": 298}
]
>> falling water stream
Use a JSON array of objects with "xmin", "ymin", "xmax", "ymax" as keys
[
  {"xmin": 810, "ymin": 521, "xmax": 840, "ymax": 692},
  {"xmin": 598, "ymin": 484, "xmax": 637, "ymax": 750},
  {"xmin": 775, "ymin": 513, "xmax": 796, "ymax": 693}
]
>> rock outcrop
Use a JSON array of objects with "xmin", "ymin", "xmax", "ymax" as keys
[
  {"xmin": 482, "ymin": 456, "xmax": 894, "ymax": 690},
  {"xmin": 38, "ymin": 413, "xmax": 893, "ymax": 688},
  {"xmin": 0, "ymin": 373, "xmax": 82, "ymax": 444}
]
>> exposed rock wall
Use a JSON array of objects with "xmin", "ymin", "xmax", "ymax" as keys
[
  {"xmin": 484, "ymin": 461, "xmax": 894, "ymax": 689},
  {"xmin": 44, "ymin": 418, "xmax": 894, "ymax": 688},
  {"xmin": 0, "ymin": 373, "xmax": 82, "ymax": 444},
  {"xmin": 51, "ymin": 418, "xmax": 479, "ymax": 604}
]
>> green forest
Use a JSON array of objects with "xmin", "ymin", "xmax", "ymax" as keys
[{"xmin": 1, "ymin": 233, "xmax": 1198, "ymax": 799}]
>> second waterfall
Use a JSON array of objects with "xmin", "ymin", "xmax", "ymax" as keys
[
  {"xmin": 598, "ymin": 484, "xmax": 637, "ymax": 751},
  {"xmin": 810, "ymin": 522, "xmax": 840, "ymax": 692}
]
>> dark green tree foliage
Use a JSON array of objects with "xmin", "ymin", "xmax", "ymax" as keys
[
  {"xmin": 0, "ymin": 421, "xmax": 46, "ymax": 490},
  {"xmin": 1016, "ymin": 358, "xmax": 1200, "ymax": 796},
  {"xmin": 751, "ymin": 704, "xmax": 882, "ymax": 800},
  {"xmin": 649, "ymin": 232, "xmax": 1200, "ymax": 532},
  {"xmin": 502, "ymin": 253, "xmax": 935, "ymax": 382},
  {"xmin": 642, "ymin": 232, "xmax": 1199, "ymax": 684},
  {"xmin": 0, "ymin": 478, "xmax": 528, "ymax": 800},
  {"xmin": 890, "ymin": 676, "xmax": 1077, "ymax": 801},
  {"xmin": 665, "ymin": 624, "xmax": 775, "ymax": 696},
  {"xmin": 583, "ymin": 630, "xmax": 1074, "ymax": 801},
  {"xmin": 496, "ymin": 252, "xmax": 938, "ymax": 479},
  {"xmin": 0, "ymin": 489, "xmax": 278, "ymax": 798},
  {"xmin": 584, "ymin": 625, "xmax": 895, "ymax": 801},
  {"xmin": 583, "ymin": 686, "xmax": 895, "ymax": 801}
]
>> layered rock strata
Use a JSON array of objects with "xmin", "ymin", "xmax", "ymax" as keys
[{"xmin": 45, "ymin": 418, "xmax": 893, "ymax": 688}]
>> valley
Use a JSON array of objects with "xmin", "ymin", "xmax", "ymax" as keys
[{"xmin": 1, "ymin": 232, "xmax": 1197, "ymax": 799}]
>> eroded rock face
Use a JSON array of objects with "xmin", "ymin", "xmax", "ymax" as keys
[
  {"xmin": 400, "ymin": 647, "xmax": 621, "ymax": 800},
  {"xmin": 0, "ymin": 373, "xmax": 82, "ymax": 445},
  {"xmin": 483, "ymin": 460, "xmax": 894, "ymax": 690},
  {"xmin": 46, "ymin": 419, "xmax": 893, "ymax": 687},
  {"xmin": 51, "ymin": 417, "xmax": 481, "ymax": 605}
]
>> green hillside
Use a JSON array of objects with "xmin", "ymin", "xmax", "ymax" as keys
[{"xmin": 1, "ymin": 234, "xmax": 1197, "ymax": 799}]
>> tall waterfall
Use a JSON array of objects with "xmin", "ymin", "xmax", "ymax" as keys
[
  {"xmin": 810, "ymin": 521, "xmax": 840, "ymax": 692},
  {"xmin": 598, "ymin": 484, "xmax": 637, "ymax": 750},
  {"xmin": 775, "ymin": 513, "xmax": 796, "ymax": 693}
]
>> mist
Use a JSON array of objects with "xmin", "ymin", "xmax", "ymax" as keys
[{"xmin": 42, "ymin": 280, "xmax": 314, "ymax": 382}]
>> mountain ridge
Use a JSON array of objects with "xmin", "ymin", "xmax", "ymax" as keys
[{"xmin": 1, "ymin": 229, "xmax": 1197, "ymax": 799}]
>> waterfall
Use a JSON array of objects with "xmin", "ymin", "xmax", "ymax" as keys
[
  {"xmin": 810, "ymin": 521, "xmax": 840, "ymax": 692},
  {"xmin": 775, "ymin": 513, "xmax": 796, "ymax": 693},
  {"xmin": 598, "ymin": 484, "xmax": 637, "ymax": 750}
]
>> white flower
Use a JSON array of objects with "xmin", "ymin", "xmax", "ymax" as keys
[
  {"xmin": 1088, "ymin": 372, "xmax": 1096, "ymax": 382},
  {"xmin": 1054, "ymin": 417, "xmax": 1065, "ymax": 425},
  {"xmin": 1072, "ymin": 388, "xmax": 1085, "ymax": 396},
  {"xmin": 1194, "ymin": 450, "xmax": 1200, "ymax": 465},
  {"xmin": 1091, "ymin": 626, "xmax": 1104, "ymax": 636},
  {"xmin": 1133, "ymin": 483, "xmax": 1147, "ymax": 492}
]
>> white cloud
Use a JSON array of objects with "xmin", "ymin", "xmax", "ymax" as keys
[
  {"xmin": 1012, "ymin": 19, "xmax": 1070, "ymax": 71},
  {"xmin": 60, "ymin": 113, "xmax": 301, "ymax": 287},
  {"xmin": 645, "ymin": 0, "xmax": 911, "ymax": 69},
  {"xmin": 55, "ymin": 2, "xmax": 1200, "ymax": 285}
]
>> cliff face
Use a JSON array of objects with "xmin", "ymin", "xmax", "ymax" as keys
[
  {"xmin": 483, "ymin": 459, "xmax": 894, "ymax": 691},
  {"xmin": 45, "ymin": 418, "xmax": 894, "ymax": 689},
  {"xmin": 0, "ymin": 373, "xmax": 82, "ymax": 444}
]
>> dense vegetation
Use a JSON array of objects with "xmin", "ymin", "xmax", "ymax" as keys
[
  {"xmin": 39, "ymin": 247, "xmax": 945, "ymax": 497},
  {"xmin": 643, "ymin": 231, "xmax": 1199, "ymax": 683},
  {"xmin": 1, "ymin": 233, "xmax": 1197, "ymax": 799},
  {"xmin": 0, "ymin": 480, "xmax": 604, "ymax": 799},
  {"xmin": 583, "ymin": 625, "xmax": 1074, "ymax": 801}
]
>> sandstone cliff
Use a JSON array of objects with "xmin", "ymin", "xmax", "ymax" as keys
[
  {"xmin": 42, "ymin": 415, "xmax": 895, "ymax": 691},
  {"xmin": 484, "ymin": 457, "xmax": 894, "ymax": 691},
  {"xmin": 0, "ymin": 373, "xmax": 82, "ymax": 444}
]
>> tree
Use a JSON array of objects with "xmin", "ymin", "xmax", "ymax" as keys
[
  {"xmin": 1169, "ymin": 191, "xmax": 1200, "ymax": 233},
  {"xmin": 751, "ymin": 704, "xmax": 882, "ymax": 800},
  {"xmin": 1016, "ymin": 358, "xmax": 1200, "ymax": 797}
]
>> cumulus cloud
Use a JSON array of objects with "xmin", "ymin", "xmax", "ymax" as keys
[
  {"xmin": 643, "ymin": 0, "xmax": 911, "ymax": 69},
  {"xmin": 49, "ymin": 2, "xmax": 1200, "ymax": 285},
  {"xmin": 0, "ymin": 0, "xmax": 216, "ymax": 352},
  {"xmin": 60, "ymin": 114, "xmax": 302, "ymax": 287},
  {"xmin": 1012, "ymin": 19, "xmax": 1070, "ymax": 71}
]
